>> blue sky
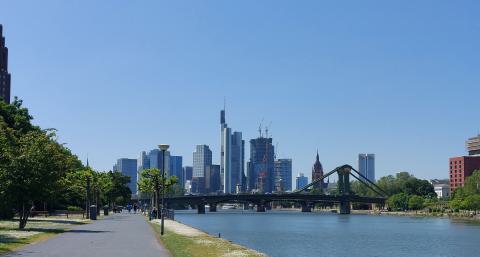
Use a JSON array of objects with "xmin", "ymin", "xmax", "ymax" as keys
[{"xmin": 1, "ymin": 1, "xmax": 479, "ymax": 182}]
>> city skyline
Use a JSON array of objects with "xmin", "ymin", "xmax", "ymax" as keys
[{"xmin": 1, "ymin": 1, "xmax": 479, "ymax": 181}]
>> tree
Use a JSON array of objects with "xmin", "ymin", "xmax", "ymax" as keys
[
  {"xmin": 105, "ymin": 171, "xmax": 131, "ymax": 207},
  {"xmin": 408, "ymin": 195, "xmax": 425, "ymax": 211},
  {"xmin": 138, "ymin": 168, "xmax": 178, "ymax": 216},
  {"xmin": 462, "ymin": 195, "xmax": 480, "ymax": 214},
  {"xmin": 387, "ymin": 193, "xmax": 409, "ymax": 211},
  {"xmin": 3, "ymin": 130, "xmax": 73, "ymax": 229}
]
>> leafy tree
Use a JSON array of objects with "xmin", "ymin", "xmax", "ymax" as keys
[
  {"xmin": 105, "ymin": 171, "xmax": 131, "ymax": 206},
  {"xmin": 408, "ymin": 195, "xmax": 425, "ymax": 210},
  {"xmin": 462, "ymin": 195, "xmax": 480, "ymax": 214},
  {"xmin": 138, "ymin": 168, "xmax": 178, "ymax": 216},
  {"xmin": 387, "ymin": 193, "xmax": 409, "ymax": 211},
  {"xmin": 3, "ymin": 130, "xmax": 73, "ymax": 229}
]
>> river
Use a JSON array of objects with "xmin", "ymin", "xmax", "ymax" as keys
[{"xmin": 175, "ymin": 210, "xmax": 480, "ymax": 257}]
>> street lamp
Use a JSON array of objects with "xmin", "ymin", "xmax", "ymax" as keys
[{"xmin": 159, "ymin": 144, "xmax": 169, "ymax": 236}]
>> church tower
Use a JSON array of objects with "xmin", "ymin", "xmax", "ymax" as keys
[{"xmin": 311, "ymin": 151, "xmax": 325, "ymax": 190}]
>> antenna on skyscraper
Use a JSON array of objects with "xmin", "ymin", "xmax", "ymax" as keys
[
  {"xmin": 265, "ymin": 122, "xmax": 272, "ymax": 139},
  {"xmin": 258, "ymin": 118, "xmax": 264, "ymax": 138}
]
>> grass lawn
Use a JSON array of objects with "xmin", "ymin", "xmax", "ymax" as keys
[
  {"xmin": 0, "ymin": 216, "xmax": 89, "ymax": 255},
  {"xmin": 151, "ymin": 220, "xmax": 266, "ymax": 257}
]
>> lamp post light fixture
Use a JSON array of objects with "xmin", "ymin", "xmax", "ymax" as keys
[{"xmin": 159, "ymin": 144, "xmax": 169, "ymax": 236}]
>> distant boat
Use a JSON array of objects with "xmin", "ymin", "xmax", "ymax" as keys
[{"xmin": 222, "ymin": 203, "xmax": 236, "ymax": 210}]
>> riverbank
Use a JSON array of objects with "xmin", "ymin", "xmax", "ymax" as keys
[
  {"xmin": 0, "ymin": 216, "xmax": 89, "ymax": 255},
  {"xmin": 151, "ymin": 219, "xmax": 267, "ymax": 257},
  {"xmin": 350, "ymin": 209, "xmax": 480, "ymax": 222}
]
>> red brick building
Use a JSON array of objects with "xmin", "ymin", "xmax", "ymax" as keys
[{"xmin": 449, "ymin": 156, "xmax": 480, "ymax": 193}]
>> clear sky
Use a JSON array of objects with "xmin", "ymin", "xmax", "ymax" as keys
[{"xmin": 1, "ymin": 1, "xmax": 479, "ymax": 183}]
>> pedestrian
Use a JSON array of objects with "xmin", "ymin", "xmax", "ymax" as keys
[{"xmin": 133, "ymin": 204, "xmax": 138, "ymax": 214}]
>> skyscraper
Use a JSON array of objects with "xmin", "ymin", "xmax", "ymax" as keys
[
  {"xmin": 296, "ymin": 173, "xmax": 308, "ymax": 190},
  {"xmin": 0, "ymin": 25, "xmax": 11, "ymax": 104},
  {"xmin": 358, "ymin": 154, "xmax": 375, "ymax": 182},
  {"xmin": 170, "ymin": 156, "xmax": 183, "ymax": 187},
  {"xmin": 183, "ymin": 166, "xmax": 193, "ymax": 181},
  {"xmin": 275, "ymin": 159, "xmax": 292, "ymax": 192},
  {"xmin": 137, "ymin": 151, "xmax": 150, "ymax": 194},
  {"xmin": 114, "ymin": 158, "xmax": 137, "ymax": 195},
  {"xmin": 205, "ymin": 164, "xmax": 221, "ymax": 193},
  {"xmin": 220, "ymin": 107, "xmax": 245, "ymax": 194},
  {"xmin": 148, "ymin": 149, "xmax": 170, "ymax": 176},
  {"xmin": 247, "ymin": 137, "xmax": 275, "ymax": 193},
  {"xmin": 193, "ymin": 145, "xmax": 212, "ymax": 178},
  {"xmin": 311, "ymin": 152, "xmax": 326, "ymax": 190}
]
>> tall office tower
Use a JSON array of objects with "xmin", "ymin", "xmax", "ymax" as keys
[
  {"xmin": 115, "ymin": 158, "xmax": 137, "ymax": 195},
  {"xmin": 205, "ymin": 164, "xmax": 221, "ymax": 193},
  {"xmin": 220, "ymin": 108, "xmax": 245, "ymax": 194},
  {"xmin": 247, "ymin": 137, "xmax": 275, "ymax": 193},
  {"xmin": 358, "ymin": 154, "xmax": 375, "ymax": 182},
  {"xmin": 311, "ymin": 152, "xmax": 326, "ymax": 190},
  {"xmin": 183, "ymin": 166, "xmax": 193, "ymax": 181},
  {"xmin": 170, "ymin": 156, "xmax": 183, "ymax": 187},
  {"xmin": 193, "ymin": 145, "xmax": 212, "ymax": 179},
  {"xmin": 296, "ymin": 173, "xmax": 308, "ymax": 190},
  {"xmin": 230, "ymin": 132, "xmax": 245, "ymax": 193},
  {"xmin": 148, "ymin": 149, "xmax": 170, "ymax": 176},
  {"xmin": 466, "ymin": 135, "xmax": 480, "ymax": 156},
  {"xmin": 275, "ymin": 159, "xmax": 292, "ymax": 192},
  {"xmin": 0, "ymin": 25, "xmax": 11, "ymax": 104},
  {"xmin": 136, "ymin": 151, "xmax": 150, "ymax": 194}
]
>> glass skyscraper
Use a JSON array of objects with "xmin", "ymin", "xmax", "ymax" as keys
[
  {"xmin": 114, "ymin": 158, "xmax": 138, "ymax": 195},
  {"xmin": 193, "ymin": 145, "xmax": 212, "ymax": 178},
  {"xmin": 220, "ymin": 108, "xmax": 245, "ymax": 194},
  {"xmin": 275, "ymin": 159, "xmax": 292, "ymax": 192},
  {"xmin": 296, "ymin": 173, "xmax": 308, "ymax": 190},
  {"xmin": 247, "ymin": 137, "xmax": 275, "ymax": 193},
  {"xmin": 169, "ymin": 156, "xmax": 183, "ymax": 187},
  {"xmin": 358, "ymin": 153, "xmax": 375, "ymax": 182}
]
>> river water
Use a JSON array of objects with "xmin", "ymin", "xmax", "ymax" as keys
[{"xmin": 175, "ymin": 210, "xmax": 480, "ymax": 257}]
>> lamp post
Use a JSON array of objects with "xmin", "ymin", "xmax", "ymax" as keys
[{"xmin": 159, "ymin": 144, "xmax": 169, "ymax": 236}]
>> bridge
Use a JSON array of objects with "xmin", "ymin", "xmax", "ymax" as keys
[{"xmin": 165, "ymin": 164, "xmax": 388, "ymax": 214}]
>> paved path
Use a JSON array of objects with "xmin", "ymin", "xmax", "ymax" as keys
[{"xmin": 5, "ymin": 213, "xmax": 171, "ymax": 257}]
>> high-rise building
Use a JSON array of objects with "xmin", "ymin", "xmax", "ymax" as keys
[
  {"xmin": 183, "ymin": 166, "xmax": 193, "ymax": 182},
  {"xmin": 137, "ymin": 151, "xmax": 150, "ymax": 194},
  {"xmin": 148, "ymin": 149, "xmax": 170, "ymax": 176},
  {"xmin": 220, "ymin": 108, "xmax": 245, "ymax": 194},
  {"xmin": 0, "ymin": 25, "xmax": 11, "ymax": 104},
  {"xmin": 114, "ymin": 158, "xmax": 137, "ymax": 195},
  {"xmin": 311, "ymin": 152, "xmax": 327, "ymax": 190},
  {"xmin": 205, "ymin": 164, "xmax": 221, "ymax": 193},
  {"xmin": 193, "ymin": 145, "xmax": 212, "ymax": 178},
  {"xmin": 170, "ymin": 156, "xmax": 183, "ymax": 187},
  {"xmin": 358, "ymin": 154, "xmax": 375, "ymax": 182},
  {"xmin": 230, "ymin": 132, "xmax": 245, "ymax": 193},
  {"xmin": 247, "ymin": 137, "xmax": 275, "ymax": 193},
  {"xmin": 275, "ymin": 159, "xmax": 292, "ymax": 192},
  {"xmin": 296, "ymin": 173, "xmax": 308, "ymax": 190},
  {"xmin": 449, "ymin": 156, "xmax": 480, "ymax": 193},
  {"xmin": 466, "ymin": 135, "xmax": 480, "ymax": 156}
]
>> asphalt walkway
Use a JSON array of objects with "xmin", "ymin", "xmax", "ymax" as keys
[{"xmin": 5, "ymin": 213, "xmax": 170, "ymax": 257}]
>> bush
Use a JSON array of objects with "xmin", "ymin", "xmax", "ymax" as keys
[{"xmin": 67, "ymin": 206, "xmax": 83, "ymax": 212}]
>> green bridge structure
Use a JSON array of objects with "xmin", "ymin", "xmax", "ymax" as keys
[{"xmin": 165, "ymin": 164, "xmax": 388, "ymax": 214}]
